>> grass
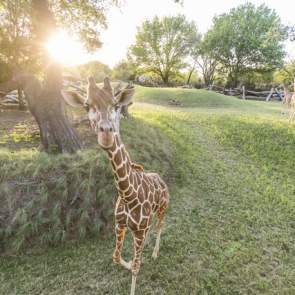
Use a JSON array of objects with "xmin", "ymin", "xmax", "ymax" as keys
[{"xmin": 0, "ymin": 87, "xmax": 295, "ymax": 294}]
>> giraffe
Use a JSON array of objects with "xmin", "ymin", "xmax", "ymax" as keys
[
  {"xmin": 282, "ymin": 83, "xmax": 293, "ymax": 108},
  {"xmin": 282, "ymin": 78, "xmax": 295, "ymax": 120},
  {"xmin": 62, "ymin": 77, "xmax": 169, "ymax": 295}
]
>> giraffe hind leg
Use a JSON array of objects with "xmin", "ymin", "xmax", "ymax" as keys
[{"xmin": 152, "ymin": 207, "xmax": 166, "ymax": 259}]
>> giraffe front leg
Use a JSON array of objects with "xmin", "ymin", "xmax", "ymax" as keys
[
  {"xmin": 113, "ymin": 225, "xmax": 131, "ymax": 270},
  {"xmin": 130, "ymin": 230, "xmax": 146, "ymax": 295}
]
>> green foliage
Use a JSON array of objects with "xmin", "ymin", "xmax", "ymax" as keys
[
  {"xmin": 240, "ymin": 69, "xmax": 275, "ymax": 89},
  {"xmin": 129, "ymin": 15, "xmax": 200, "ymax": 84},
  {"xmin": 111, "ymin": 59, "xmax": 136, "ymax": 81},
  {"xmin": 0, "ymin": 0, "xmax": 120, "ymax": 76},
  {"xmin": 188, "ymin": 35, "xmax": 219, "ymax": 86},
  {"xmin": 67, "ymin": 61, "xmax": 111, "ymax": 83},
  {"xmin": 0, "ymin": 1, "xmax": 35, "ymax": 72},
  {"xmin": 273, "ymin": 59, "xmax": 295, "ymax": 86},
  {"xmin": 51, "ymin": 0, "xmax": 121, "ymax": 52},
  {"xmin": 0, "ymin": 149, "xmax": 114, "ymax": 251},
  {"xmin": 203, "ymin": 3, "xmax": 287, "ymax": 86},
  {"xmin": 0, "ymin": 60, "xmax": 11, "ymax": 83}
]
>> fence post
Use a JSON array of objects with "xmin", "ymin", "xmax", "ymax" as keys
[
  {"xmin": 242, "ymin": 85, "xmax": 246, "ymax": 100},
  {"xmin": 266, "ymin": 87, "xmax": 274, "ymax": 101},
  {"xmin": 275, "ymin": 87, "xmax": 283, "ymax": 101}
]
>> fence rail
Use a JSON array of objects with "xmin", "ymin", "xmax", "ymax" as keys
[{"xmin": 208, "ymin": 84, "xmax": 291, "ymax": 101}]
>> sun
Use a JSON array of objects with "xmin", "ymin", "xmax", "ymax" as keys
[{"xmin": 45, "ymin": 30, "xmax": 88, "ymax": 66}]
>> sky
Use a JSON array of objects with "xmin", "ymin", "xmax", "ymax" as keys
[{"xmin": 55, "ymin": 0, "xmax": 295, "ymax": 67}]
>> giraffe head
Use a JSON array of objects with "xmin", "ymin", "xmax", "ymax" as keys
[{"xmin": 62, "ymin": 77, "xmax": 135, "ymax": 149}]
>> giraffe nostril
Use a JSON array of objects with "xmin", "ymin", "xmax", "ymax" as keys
[
  {"xmin": 100, "ymin": 126, "xmax": 104, "ymax": 132},
  {"xmin": 110, "ymin": 127, "xmax": 113, "ymax": 132}
]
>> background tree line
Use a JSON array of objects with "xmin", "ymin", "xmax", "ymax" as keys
[
  {"xmin": 113, "ymin": 3, "xmax": 294, "ymax": 89},
  {"xmin": 1, "ymin": 2, "xmax": 294, "ymax": 90}
]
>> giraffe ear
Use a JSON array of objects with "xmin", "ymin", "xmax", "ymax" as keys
[
  {"xmin": 88, "ymin": 76, "xmax": 97, "ymax": 88},
  {"xmin": 103, "ymin": 77, "xmax": 113, "ymax": 95},
  {"xmin": 115, "ymin": 87, "xmax": 135, "ymax": 107},
  {"xmin": 61, "ymin": 90, "xmax": 85, "ymax": 107}
]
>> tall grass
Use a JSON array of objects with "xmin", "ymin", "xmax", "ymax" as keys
[{"xmin": 0, "ymin": 149, "xmax": 114, "ymax": 252}]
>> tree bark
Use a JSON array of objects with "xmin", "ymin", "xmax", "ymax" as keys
[
  {"xmin": 29, "ymin": 66, "xmax": 81, "ymax": 153},
  {"xmin": 162, "ymin": 72, "xmax": 169, "ymax": 85},
  {"xmin": 186, "ymin": 67, "xmax": 194, "ymax": 85}
]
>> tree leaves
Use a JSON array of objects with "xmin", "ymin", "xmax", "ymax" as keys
[
  {"xmin": 129, "ymin": 15, "xmax": 200, "ymax": 84},
  {"xmin": 203, "ymin": 3, "xmax": 287, "ymax": 86}
]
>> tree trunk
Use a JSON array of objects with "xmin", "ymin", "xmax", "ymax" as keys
[
  {"xmin": 186, "ymin": 69, "xmax": 194, "ymax": 85},
  {"xmin": 29, "ymin": 1, "xmax": 81, "ymax": 153},
  {"xmin": 162, "ymin": 74, "xmax": 169, "ymax": 85},
  {"xmin": 32, "ymin": 101, "xmax": 81, "ymax": 153},
  {"xmin": 0, "ymin": 67, "xmax": 82, "ymax": 153},
  {"xmin": 28, "ymin": 66, "xmax": 81, "ymax": 153}
]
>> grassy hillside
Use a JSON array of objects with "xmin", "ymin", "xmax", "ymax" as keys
[
  {"xmin": 0, "ymin": 109, "xmax": 173, "ymax": 252},
  {"xmin": 1, "ymin": 87, "xmax": 295, "ymax": 294}
]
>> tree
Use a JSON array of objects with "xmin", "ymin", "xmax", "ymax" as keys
[
  {"xmin": 274, "ymin": 59, "xmax": 295, "ymax": 86},
  {"xmin": 188, "ymin": 40, "xmax": 219, "ymax": 86},
  {"xmin": 69, "ymin": 61, "xmax": 112, "ymax": 83},
  {"xmin": 203, "ymin": 3, "xmax": 287, "ymax": 87},
  {"xmin": 196, "ymin": 54, "xmax": 218, "ymax": 87},
  {"xmin": 129, "ymin": 15, "xmax": 200, "ymax": 85},
  {"xmin": 0, "ymin": 0, "xmax": 119, "ymax": 153},
  {"xmin": 0, "ymin": 1, "xmax": 33, "ymax": 68},
  {"xmin": 0, "ymin": 1, "xmax": 35, "ymax": 109},
  {"xmin": 112, "ymin": 60, "xmax": 136, "ymax": 81}
]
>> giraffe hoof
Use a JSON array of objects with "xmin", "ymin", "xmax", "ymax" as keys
[{"xmin": 125, "ymin": 260, "xmax": 132, "ymax": 270}]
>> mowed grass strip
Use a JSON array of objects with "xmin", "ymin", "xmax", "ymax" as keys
[{"xmin": 1, "ymin": 87, "xmax": 295, "ymax": 294}]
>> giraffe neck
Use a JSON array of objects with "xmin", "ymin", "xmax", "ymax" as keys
[{"xmin": 106, "ymin": 134, "xmax": 137, "ymax": 202}]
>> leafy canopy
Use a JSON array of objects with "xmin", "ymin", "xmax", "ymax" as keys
[
  {"xmin": 129, "ymin": 15, "xmax": 200, "ymax": 84},
  {"xmin": 69, "ymin": 61, "xmax": 111, "ymax": 83},
  {"xmin": 0, "ymin": 0, "xmax": 120, "ymax": 77},
  {"xmin": 273, "ymin": 59, "xmax": 295, "ymax": 86},
  {"xmin": 112, "ymin": 60, "xmax": 136, "ymax": 81},
  {"xmin": 203, "ymin": 3, "xmax": 287, "ymax": 85},
  {"xmin": 50, "ymin": 0, "xmax": 121, "ymax": 51}
]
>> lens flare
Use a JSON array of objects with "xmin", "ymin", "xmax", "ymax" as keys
[{"xmin": 45, "ymin": 30, "xmax": 87, "ymax": 66}]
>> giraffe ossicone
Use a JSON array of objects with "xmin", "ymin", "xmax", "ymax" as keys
[{"xmin": 62, "ymin": 77, "xmax": 169, "ymax": 295}]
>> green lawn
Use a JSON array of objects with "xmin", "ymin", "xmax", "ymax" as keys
[{"xmin": 1, "ymin": 87, "xmax": 295, "ymax": 294}]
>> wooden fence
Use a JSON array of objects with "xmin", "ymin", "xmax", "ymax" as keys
[{"xmin": 208, "ymin": 84, "xmax": 288, "ymax": 101}]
